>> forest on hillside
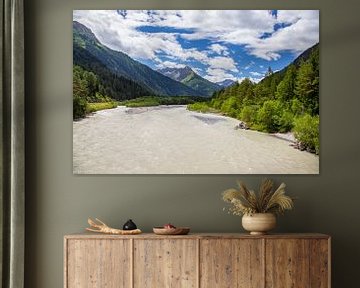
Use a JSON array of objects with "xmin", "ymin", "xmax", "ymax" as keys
[
  {"xmin": 72, "ymin": 64, "xmax": 203, "ymax": 119},
  {"xmin": 189, "ymin": 44, "xmax": 319, "ymax": 154},
  {"xmin": 73, "ymin": 61, "xmax": 154, "ymax": 119}
]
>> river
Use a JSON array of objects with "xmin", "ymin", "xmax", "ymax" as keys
[{"xmin": 73, "ymin": 105, "xmax": 319, "ymax": 174}]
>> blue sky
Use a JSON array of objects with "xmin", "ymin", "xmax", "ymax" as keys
[{"xmin": 73, "ymin": 10, "xmax": 319, "ymax": 83}]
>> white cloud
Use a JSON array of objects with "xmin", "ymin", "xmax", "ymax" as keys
[
  {"xmin": 73, "ymin": 9, "xmax": 319, "ymax": 68},
  {"xmin": 192, "ymin": 67, "xmax": 204, "ymax": 75},
  {"xmin": 244, "ymin": 10, "xmax": 319, "ymax": 60},
  {"xmin": 208, "ymin": 56, "xmax": 238, "ymax": 72},
  {"xmin": 249, "ymin": 71, "xmax": 263, "ymax": 77},
  {"xmin": 73, "ymin": 10, "xmax": 209, "ymax": 62},
  {"xmin": 204, "ymin": 68, "xmax": 236, "ymax": 83},
  {"xmin": 155, "ymin": 61, "xmax": 186, "ymax": 69},
  {"xmin": 209, "ymin": 44, "xmax": 229, "ymax": 56},
  {"xmin": 177, "ymin": 10, "xmax": 276, "ymax": 41},
  {"xmin": 176, "ymin": 10, "xmax": 319, "ymax": 61}
]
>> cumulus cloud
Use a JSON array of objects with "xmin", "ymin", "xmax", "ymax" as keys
[
  {"xmin": 155, "ymin": 61, "xmax": 186, "ymax": 69},
  {"xmin": 172, "ymin": 10, "xmax": 318, "ymax": 60},
  {"xmin": 204, "ymin": 68, "xmax": 237, "ymax": 83},
  {"xmin": 249, "ymin": 71, "xmax": 263, "ymax": 77},
  {"xmin": 73, "ymin": 10, "xmax": 209, "ymax": 62},
  {"xmin": 208, "ymin": 56, "xmax": 238, "ymax": 72},
  {"xmin": 73, "ymin": 10, "xmax": 319, "ymax": 82},
  {"xmin": 192, "ymin": 67, "xmax": 204, "ymax": 75},
  {"xmin": 74, "ymin": 10, "xmax": 318, "ymax": 62},
  {"xmin": 245, "ymin": 10, "xmax": 319, "ymax": 60},
  {"xmin": 209, "ymin": 44, "xmax": 230, "ymax": 56}
]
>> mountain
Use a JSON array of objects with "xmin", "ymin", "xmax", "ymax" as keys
[
  {"xmin": 216, "ymin": 79, "xmax": 236, "ymax": 87},
  {"xmin": 292, "ymin": 43, "xmax": 319, "ymax": 68},
  {"xmin": 73, "ymin": 45, "xmax": 152, "ymax": 100},
  {"xmin": 73, "ymin": 21, "xmax": 202, "ymax": 97},
  {"xmin": 157, "ymin": 66, "xmax": 220, "ymax": 97},
  {"xmin": 158, "ymin": 66, "xmax": 194, "ymax": 82}
]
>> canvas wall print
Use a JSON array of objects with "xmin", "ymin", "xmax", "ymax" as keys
[{"xmin": 73, "ymin": 10, "xmax": 319, "ymax": 174}]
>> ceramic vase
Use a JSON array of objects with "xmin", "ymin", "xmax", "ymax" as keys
[{"xmin": 242, "ymin": 213, "xmax": 276, "ymax": 235}]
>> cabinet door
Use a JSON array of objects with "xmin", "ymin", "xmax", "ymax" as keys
[
  {"xmin": 200, "ymin": 239, "xmax": 264, "ymax": 288},
  {"xmin": 66, "ymin": 239, "xmax": 131, "ymax": 288},
  {"xmin": 309, "ymin": 239, "xmax": 330, "ymax": 288},
  {"xmin": 134, "ymin": 239, "xmax": 198, "ymax": 288},
  {"xmin": 266, "ymin": 239, "xmax": 309, "ymax": 287}
]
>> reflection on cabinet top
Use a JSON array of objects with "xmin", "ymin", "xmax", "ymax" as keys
[{"xmin": 64, "ymin": 232, "xmax": 330, "ymax": 240}]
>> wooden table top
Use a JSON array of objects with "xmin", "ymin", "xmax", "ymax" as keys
[{"xmin": 65, "ymin": 232, "xmax": 330, "ymax": 240}]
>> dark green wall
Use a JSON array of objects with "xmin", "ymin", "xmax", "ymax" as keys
[{"xmin": 25, "ymin": 0, "xmax": 360, "ymax": 287}]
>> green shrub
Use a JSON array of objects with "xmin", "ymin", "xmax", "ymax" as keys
[
  {"xmin": 256, "ymin": 100, "xmax": 282, "ymax": 132},
  {"xmin": 239, "ymin": 105, "xmax": 258, "ymax": 124},
  {"xmin": 86, "ymin": 102, "xmax": 118, "ymax": 113},
  {"xmin": 126, "ymin": 99, "xmax": 159, "ymax": 107},
  {"xmin": 187, "ymin": 102, "xmax": 211, "ymax": 113},
  {"xmin": 210, "ymin": 98, "xmax": 223, "ymax": 110},
  {"xmin": 73, "ymin": 95, "xmax": 87, "ymax": 119},
  {"xmin": 278, "ymin": 110, "xmax": 294, "ymax": 133},
  {"xmin": 256, "ymin": 100, "xmax": 296, "ymax": 133},
  {"xmin": 220, "ymin": 96, "xmax": 239, "ymax": 117},
  {"xmin": 293, "ymin": 114, "xmax": 319, "ymax": 154},
  {"xmin": 290, "ymin": 98, "xmax": 303, "ymax": 116}
]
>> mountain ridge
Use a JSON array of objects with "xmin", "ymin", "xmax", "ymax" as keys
[
  {"xmin": 73, "ymin": 44, "xmax": 152, "ymax": 100},
  {"xmin": 73, "ymin": 21, "xmax": 205, "ymax": 97},
  {"xmin": 157, "ymin": 66, "xmax": 220, "ymax": 96},
  {"xmin": 216, "ymin": 79, "xmax": 236, "ymax": 87},
  {"xmin": 157, "ymin": 66, "xmax": 194, "ymax": 82},
  {"xmin": 259, "ymin": 43, "xmax": 319, "ymax": 85}
]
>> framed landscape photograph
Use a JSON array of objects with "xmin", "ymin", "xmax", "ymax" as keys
[{"xmin": 72, "ymin": 10, "xmax": 319, "ymax": 174}]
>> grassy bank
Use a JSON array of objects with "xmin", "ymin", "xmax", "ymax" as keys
[
  {"xmin": 188, "ymin": 100, "xmax": 319, "ymax": 154},
  {"xmin": 119, "ymin": 96, "xmax": 207, "ymax": 107},
  {"xmin": 187, "ymin": 102, "xmax": 214, "ymax": 113},
  {"xmin": 86, "ymin": 102, "xmax": 118, "ymax": 113}
]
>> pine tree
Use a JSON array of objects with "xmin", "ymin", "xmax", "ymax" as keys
[
  {"xmin": 237, "ymin": 78, "xmax": 255, "ymax": 105},
  {"xmin": 265, "ymin": 66, "xmax": 273, "ymax": 77},
  {"xmin": 275, "ymin": 64, "xmax": 297, "ymax": 102},
  {"xmin": 295, "ymin": 60, "xmax": 318, "ymax": 115}
]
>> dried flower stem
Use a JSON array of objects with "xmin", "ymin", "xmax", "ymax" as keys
[{"xmin": 222, "ymin": 179, "xmax": 294, "ymax": 216}]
